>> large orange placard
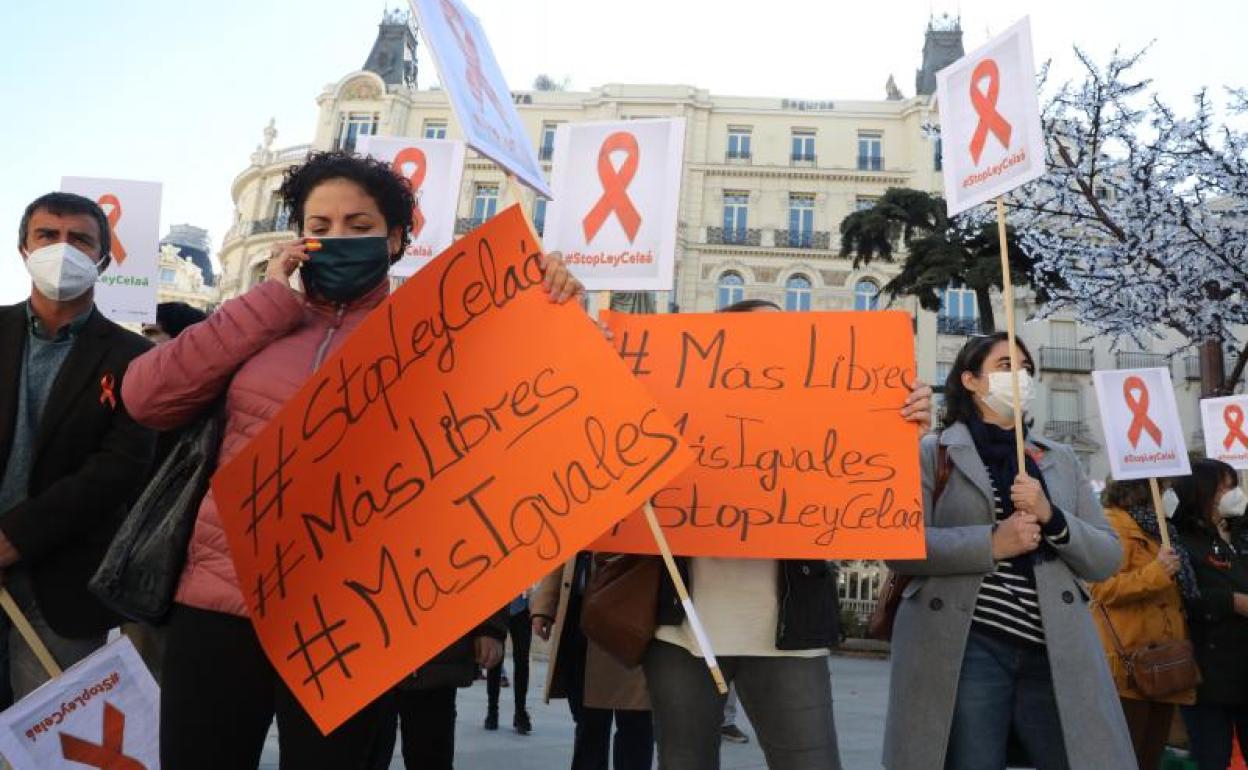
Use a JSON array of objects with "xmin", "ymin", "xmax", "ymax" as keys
[
  {"xmin": 211, "ymin": 207, "xmax": 690, "ymax": 733},
  {"xmin": 591, "ymin": 309, "xmax": 924, "ymax": 559}
]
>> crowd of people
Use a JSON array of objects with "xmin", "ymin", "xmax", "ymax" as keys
[{"xmin": 2, "ymin": 149, "xmax": 1246, "ymax": 770}]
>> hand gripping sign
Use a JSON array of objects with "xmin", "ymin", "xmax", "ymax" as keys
[
  {"xmin": 60, "ymin": 177, "xmax": 161, "ymax": 324},
  {"xmin": 0, "ymin": 637, "xmax": 159, "ymax": 770},
  {"xmin": 408, "ymin": 0, "xmax": 550, "ymax": 198},
  {"xmin": 1093, "ymin": 368, "xmax": 1192, "ymax": 482},
  {"xmin": 1201, "ymin": 395, "xmax": 1248, "ymax": 470},
  {"xmin": 544, "ymin": 119, "xmax": 686, "ymax": 292},
  {"xmin": 935, "ymin": 17, "xmax": 1046, "ymax": 217},
  {"xmin": 356, "ymin": 136, "xmax": 467, "ymax": 277},
  {"xmin": 211, "ymin": 206, "xmax": 691, "ymax": 733}
]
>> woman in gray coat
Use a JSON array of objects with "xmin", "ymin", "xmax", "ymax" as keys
[{"xmin": 883, "ymin": 333, "xmax": 1134, "ymax": 770}]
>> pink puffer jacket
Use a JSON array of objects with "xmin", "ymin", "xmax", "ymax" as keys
[{"xmin": 122, "ymin": 279, "xmax": 388, "ymax": 617}]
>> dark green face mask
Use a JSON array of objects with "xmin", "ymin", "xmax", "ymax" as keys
[{"xmin": 300, "ymin": 236, "xmax": 392, "ymax": 304}]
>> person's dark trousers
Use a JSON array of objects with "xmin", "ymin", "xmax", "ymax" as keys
[
  {"xmin": 372, "ymin": 686, "xmax": 459, "ymax": 770},
  {"xmin": 944, "ymin": 630, "xmax": 1070, "ymax": 770},
  {"xmin": 1120, "ymin": 698, "xmax": 1175, "ymax": 770},
  {"xmin": 563, "ymin": 623, "xmax": 653, "ymax": 770},
  {"xmin": 643, "ymin": 640, "xmax": 839, "ymax": 770},
  {"xmin": 160, "ymin": 604, "xmax": 388, "ymax": 770},
  {"xmin": 1181, "ymin": 702, "xmax": 1248, "ymax": 770},
  {"xmin": 487, "ymin": 609, "xmax": 532, "ymax": 718}
]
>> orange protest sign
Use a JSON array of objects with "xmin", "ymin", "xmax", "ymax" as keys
[
  {"xmin": 211, "ymin": 206, "xmax": 690, "ymax": 734},
  {"xmin": 591, "ymin": 309, "xmax": 924, "ymax": 560}
]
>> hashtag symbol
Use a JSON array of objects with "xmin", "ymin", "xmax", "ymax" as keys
[
  {"xmin": 252, "ymin": 540, "xmax": 307, "ymax": 619},
  {"xmin": 241, "ymin": 427, "xmax": 297, "ymax": 554},
  {"xmin": 286, "ymin": 595, "xmax": 361, "ymax": 700}
]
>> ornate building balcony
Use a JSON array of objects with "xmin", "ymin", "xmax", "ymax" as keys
[
  {"xmin": 1040, "ymin": 346, "xmax": 1094, "ymax": 374},
  {"xmin": 774, "ymin": 230, "xmax": 830, "ymax": 250},
  {"xmin": 705, "ymin": 227, "xmax": 761, "ymax": 246},
  {"xmin": 1115, "ymin": 351, "xmax": 1169, "ymax": 370}
]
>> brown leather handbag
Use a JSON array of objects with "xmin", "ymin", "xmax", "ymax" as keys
[
  {"xmin": 867, "ymin": 442, "xmax": 950, "ymax": 641},
  {"xmin": 580, "ymin": 553, "xmax": 662, "ymax": 668},
  {"xmin": 1097, "ymin": 603, "xmax": 1202, "ymax": 699}
]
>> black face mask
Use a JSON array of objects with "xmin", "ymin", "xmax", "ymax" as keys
[{"xmin": 299, "ymin": 236, "xmax": 392, "ymax": 304}]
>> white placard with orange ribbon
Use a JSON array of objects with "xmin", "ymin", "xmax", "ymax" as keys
[
  {"xmin": 935, "ymin": 17, "xmax": 1046, "ymax": 216},
  {"xmin": 408, "ymin": 0, "xmax": 550, "ymax": 198},
  {"xmin": 1093, "ymin": 367, "xmax": 1192, "ymax": 481},
  {"xmin": 355, "ymin": 135, "xmax": 466, "ymax": 278},
  {"xmin": 60, "ymin": 177, "xmax": 161, "ymax": 324},
  {"xmin": 543, "ymin": 118, "xmax": 686, "ymax": 291},
  {"xmin": 0, "ymin": 637, "xmax": 159, "ymax": 770},
  {"xmin": 1201, "ymin": 395, "xmax": 1248, "ymax": 470}
]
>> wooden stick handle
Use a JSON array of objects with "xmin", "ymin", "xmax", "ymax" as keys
[
  {"xmin": 995, "ymin": 197, "xmax": 1027, "ymax": 472},
  {"xmin": 0, "ymin": 587, "xmax": 61, "ymax": 679},
  {"xmin": 1149, "ymin": 477, "xmax": 1173, "ymax": 550},
  {"xmin": 642, "ymin": 503, "xmax": 729, "ymax": 694}
]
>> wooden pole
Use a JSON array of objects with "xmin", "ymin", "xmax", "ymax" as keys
[
  {"xmin": 642, "ymin": 503, "xmax": 729, "ymax": 694},
  {"xmin": 995, "ymin": 197, "xmax": 1027, "ymax": 471},
  {"xmin": 1148, "ymin": 477, "xmax": 1173, "ymax": 550},
  {"xmin": 0, "ymin": 588, "xmax": 61, "ymax": 679}
]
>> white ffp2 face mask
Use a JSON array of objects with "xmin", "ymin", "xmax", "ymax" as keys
[
  {"xmin": 981, "ymin": 370, "xmax": 1036, "ymax": 422},
  {"xmin": 23, "ymin": 242, "xmax": 101, "ymax": 302},
  {"xmin": 1219, "ymin": 487, "xmax": 1247, "ymax": 519},
  {"xmin": 1162, "ymin": 488, "xmax": 1180, "ymax": 519}
]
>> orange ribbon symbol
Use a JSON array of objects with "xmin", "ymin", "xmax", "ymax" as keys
[
  {"xmin": 97, "ymin": 194, "xmax": 128, "ymax": 265},
  {"xmin": 968, "ymin": 58, "xmax": 1013, "ymax": 165},
  {"xmin": 1123, "ymin": 376, "xmax": 1163, "ymax": 448},
  {"xmin": 583, "ymin": 132, "xmax": 642, "ymax": 244},
  {"xmin": 99, "ymin": 374, "xmax": 117, "ymax": 410},
  {"xmin": 393, "ymin": 148, "xmax": 428, "ymax": 240},
  {"xmin": 1224, "ymin": 404, "xmax": 1248, "ymax": 451},
  {"xmin": 59, "ymin": 702, "xmax": 148, "ymax": 770},
  {"xmin": 440, "ymin": 0, "xmax": 506, "ymax": 118}
]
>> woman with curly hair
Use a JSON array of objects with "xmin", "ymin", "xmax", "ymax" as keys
[{"xmin": 122, "ymin": 151, "xmax": 584, "ymax": 769}]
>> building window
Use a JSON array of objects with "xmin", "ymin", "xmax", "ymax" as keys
[
  {"xmin": 855, "ymin": 196, "xmax": 878, "ymax": 212},
  {"xmin": 858, "ymin": 132, "xmax": 883, "ymax": 171},
  {"xmin": 335, "ymin": 112, "xmax": 379, "ymax": 152},
  {"xmin": 472, "ymin": 184, "xmax": 499, "ymax": 224},
  {"xmin": 423, "ymin": 120, "xmax": 448, "ymax": 139},
  {"xmin": 1050, "ymin": 319, "xmax": 1077, "ymax": 348},
  {"xmin": 539, "ymin": 122, "xmax": 557, "ymax": 161},
  {"xmin": 935, "ymin": 361, "xmax": 953, "ymax": 389},
  {"xmin": 938, "ymin": 281, "xmax": 979, "ymax": 334},
  {"xmin": 717, "ymin": 271, "xmax": 745, "ymax": 309},
  {"xmin": 159, "ymin": 267, "xmax": 177, "ymax": 284},
  {"xmin": 723, "ymin": 192, "xmax": 749, "ymax": 243},
  {"xmin": 533, "ymin": 197, "xmax": 547, "ymax": 236},
  {"xmin": 1051, "ymin": 389, "xmax": 1081, "ymax": 423},
  {"xmin": 934, "ymin": 137, "xmax": 943, "ymax": 171},
  {"xmin": 785, "ymin": 274, "xmax": 812, "ymax": 311},
  {"xmin": 727, "ymin": 127, "xmax": 752, "ymax": 160},
  {"xmin": 788, "ymin": 194, "xmax": 815, "ymax": 247},
  {"xmin": 854, "ymin": 278, "xmax": 880, "ymax": 310},
  {"xmin": 791, "ymin": 130, "xmax": 815, "ymax": 162}
]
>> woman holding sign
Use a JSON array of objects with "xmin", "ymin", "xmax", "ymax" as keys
[
  {"xmin": 883, "ymin": 333, "xmax": 1133, "ymax": 770},
  {"xmin": 1090, "ymin": 478, "xmax": 1197, "ymax": 770},
  {"xmin": 122, "ymin": 151, "xmax": 585, "ymax": 770},
  {"xmin": 1172, "ymin": 459, "xmax": 1248, "ymax": 770}
]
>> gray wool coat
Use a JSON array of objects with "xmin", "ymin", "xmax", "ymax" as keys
[{"xmin": 882, "ymin": 423, "xmax": 1136, "ymax": 770}]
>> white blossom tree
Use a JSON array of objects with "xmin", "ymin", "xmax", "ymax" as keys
[{"xmin": 1011, "ymin": 48, "xmax": 1247, "ymax": 392}]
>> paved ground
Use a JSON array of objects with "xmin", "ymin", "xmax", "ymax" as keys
[{"xmin": 260, "ymin": 654, "xmax": 891, "ymax": 769}]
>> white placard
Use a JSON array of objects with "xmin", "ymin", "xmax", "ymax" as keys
[
  {"xmin": 0, "ymin": 637, "xmax": 160, "ymax": 770},
  {"xmin": 1093, "ymin": 367, "xmax": 1192, "ymax": 481},
  {"xmin": 543, "ymin": 119, "xmax": 685, "ymax": 292},
  {"xmin": 409, "ymin": 0, "xmax": 550, "ymax": 198},
  {"xmin": 356, "ymin": 135, "xmax": 467, "ymax": 277},
  {"xmin": 1201, "ymin": 394, "xmax": 1248, "ymax": 470},
  {"xmin": 935, "ymin": 17, "xmax": 1046, "ymax": 216},
  {"xmin": 60, "ymin": 177, "xmax": 161, "ymax": 324}
]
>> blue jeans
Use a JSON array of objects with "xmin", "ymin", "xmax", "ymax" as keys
[{"xmin": 945, "ymin": 630, "xmax": 1070, "ymax": 770}]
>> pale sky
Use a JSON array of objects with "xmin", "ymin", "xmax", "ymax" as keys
[{"xmin": 1, "ymin": 0, "xmax": 1244, "ymax": 305}]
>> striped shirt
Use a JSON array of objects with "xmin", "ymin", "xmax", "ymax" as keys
[{"xmin": 971, "ymin": 481, "xmax": 1070, "ymax": 646}]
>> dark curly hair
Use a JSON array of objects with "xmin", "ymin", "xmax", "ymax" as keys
[{"xmin": 277, "ymin": 150, "xmax": 416, "ymax": 260}]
